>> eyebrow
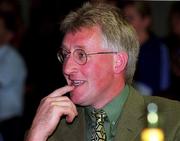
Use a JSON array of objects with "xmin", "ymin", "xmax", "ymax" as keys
[{"xmin": 74, "ymin": 45, "xmax": 86, "ymax": 49}]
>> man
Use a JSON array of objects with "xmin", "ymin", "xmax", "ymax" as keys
[
  {"xmin": 0, "ymin": 11, "xmax": 27, "ymax": 141},
  {"xmin": 26, "ymin": 2, "xmax": 180, "ymax": 141},
  {"xmin": 122, "ymin": 1, "xmax": 170, "ymax": 96}
]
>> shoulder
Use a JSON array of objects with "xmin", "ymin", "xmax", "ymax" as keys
[
  {"xmin": 129, "ymin": 86, "xmax": 180, "ymax": 111},
  {"xmin": 129, "ymin": 86, "xmax": 180, "ymax": 120},
  {"xmin": 6, "ymin": 45, "xmax": 24, "ymax": 61},
  {"xmin": 5, "ymin": 45, "xmax": 26, "ymax": 70},
  {"xmin": 144, "ymin": 96, "xmax": 180, "ymax": 140},
  {"xmin": 129, "ymin": 87, "xmax": 180, "ymax": 140},
  {"xmin": 144, "ymin": 95, "xmax": 180, "ymax": 113},
  {"xmin": 146, "ymin": 96, "xmax": 180, "ymax": 125}
]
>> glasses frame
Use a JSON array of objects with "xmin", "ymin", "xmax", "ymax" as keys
[{"xmin": 57, "ymin": 48, "xmax": 118, "ymax": 65}]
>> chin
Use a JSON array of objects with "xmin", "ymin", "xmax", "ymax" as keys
[
  {"xmin": 70, "ymin": 91, "xmax": 81, "ymax": 102},
  {"xmin": 70, "ymin": 91, "xmax": 87, "ymax": 106},
  {"xmin": 71, "ymin": 96, "xmax": 83, "ymax": 105}
]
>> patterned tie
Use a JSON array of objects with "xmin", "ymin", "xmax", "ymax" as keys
[{"xmin": 91, "ymin": 110, "xmax": 106, "ymax": 141}]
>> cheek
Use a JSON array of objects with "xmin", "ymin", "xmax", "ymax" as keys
[{"xmin": 84, "ymin": 57, "xmax": 114, "ymax": 88}]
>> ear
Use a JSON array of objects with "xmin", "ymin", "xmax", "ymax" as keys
[{"xmin": 113, "ymin": 52, "xmax": 128, "ymax": 74}]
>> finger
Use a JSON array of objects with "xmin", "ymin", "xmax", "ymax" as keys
[
  {"xmin": 65, "ymin": 107, "xmax": 78, "ymax": 123},
  {"xmin": 39, "ymin": 96, "xmax": 72, "ymax": 113},
  {"xmin": 52, "ymin": 103, "xmax": 78, "ymax": 123},
  {"xmin": 51, "ymin": 101, "xmax": 78, "ymax": 116},
  {"xmin": 44, "ymin": 96, "xmax": 70, "ymax": 104},
  {"xmin": 49, "ymin": 85, "xmax": 74, "ymax": 97},
  {"xmin": 49, "ymin": 96, "xmax": 78, "ymax": 115}
]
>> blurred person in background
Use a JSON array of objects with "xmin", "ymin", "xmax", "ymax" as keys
[
  {"xmin": 0, "ymin": 11, "xmax": 27, "ymax": 141},
  {"xmin": 122, "ymin": 1, "xmax": 170, "ymax": 96},
  {"xmin": 163, "ymin": 1, "xmax": 180, "ymax": 101},
  {"xmin": 0, "ymin": 0, "xmax": 27, "ymax": 49}
]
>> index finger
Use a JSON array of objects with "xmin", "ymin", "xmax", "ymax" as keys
[{"xmin": 49, "ymin": 85, "xmax": 74, "ymax": 97}]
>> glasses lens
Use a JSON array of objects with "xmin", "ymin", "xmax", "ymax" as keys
[
  {"xmin": 57, "ymin": 48, "xmax": 69, "ymax": 63},
  {"xmin": 73, "ymin": 49, "xmax": 87, "ymax": 65}
]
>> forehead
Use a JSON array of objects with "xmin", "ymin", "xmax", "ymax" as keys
[{"xmin": 62, "ymin": 26, "xmax": 104, "ymax": 50}]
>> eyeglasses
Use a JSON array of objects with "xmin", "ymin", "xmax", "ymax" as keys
[{"xmin": 57, "ymin": 48, "xmax": 118, "ymax": 65}]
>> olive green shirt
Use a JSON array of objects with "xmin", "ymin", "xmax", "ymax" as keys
[{"xmin": 85, "ymin": 85, "xmax": 129, "ymax": 141}]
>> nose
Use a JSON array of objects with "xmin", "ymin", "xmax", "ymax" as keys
[{"xmin": 63, "ymin": 55, "xmax": 78, "ymax": 76}]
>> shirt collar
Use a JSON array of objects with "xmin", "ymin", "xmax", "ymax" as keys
[
  {"xmin": 85, "ymin": 84, "xmax": 129, "ymax": 123},
  {"xmin": 103, "ymin": 84, "xmax": 129, "ymax": 124}
]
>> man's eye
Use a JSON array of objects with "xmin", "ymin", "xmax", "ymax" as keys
[{"xmin": 78, "ymin": 52, "xmax": 86, "ymax": 60}]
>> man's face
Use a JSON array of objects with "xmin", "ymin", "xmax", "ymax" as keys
[
  {"xmin": 123, "ymin": 5, "xmax": 149, "ymax": 34},
  {"xmin": 62, "ymin": 26, "xmax": 115, "ymax": 108}
]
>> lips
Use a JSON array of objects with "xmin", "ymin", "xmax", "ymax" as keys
[{"xmin": 71, "ymin": 80, "xmax": 85, "ymax": 87}]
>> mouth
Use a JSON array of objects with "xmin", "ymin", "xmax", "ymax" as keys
[{"xmin": 71, "ymin": 80, "xmax": 85, "ymax": 87}]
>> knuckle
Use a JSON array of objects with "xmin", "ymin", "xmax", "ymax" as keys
[{"xmin": 63, "ymin": 96, "xmax": 70, "ymax": 101}]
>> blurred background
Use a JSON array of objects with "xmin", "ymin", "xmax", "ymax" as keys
[{"xmin": 0, "ymin": 0, "xmax": 179, "ymax": 141}]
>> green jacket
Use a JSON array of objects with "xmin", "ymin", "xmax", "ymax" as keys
[{"xmin": 48, "ymin": 86, "xmax": 180, "ymax": 141}]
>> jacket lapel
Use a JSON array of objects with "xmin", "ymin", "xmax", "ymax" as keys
[{"xmin": 114, "ymin": 86, "xmax": 146, "ymax": 141}]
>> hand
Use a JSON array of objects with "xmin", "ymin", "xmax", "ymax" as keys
[{"xmin": 25, "ymin": 85, "xmax": 77, "ymax": 141}]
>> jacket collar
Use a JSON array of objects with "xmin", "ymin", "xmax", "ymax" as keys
[{"xmin": 114, "ymin": 86, "xmax": 146, "ymax": 141}]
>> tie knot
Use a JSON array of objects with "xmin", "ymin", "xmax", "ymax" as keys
[{"xmin": 93, "ymin": 110, "xmax": 106, "ymax": 122}]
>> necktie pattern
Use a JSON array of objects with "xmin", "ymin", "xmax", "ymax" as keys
[{"xmin": 91, "ymin": 110, "xmax": 106, "ymax": 141}]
